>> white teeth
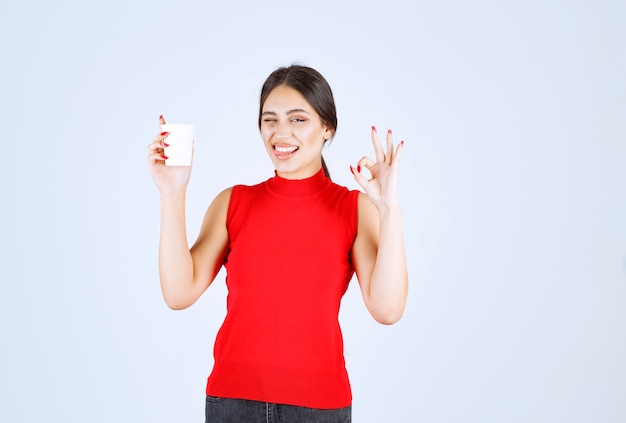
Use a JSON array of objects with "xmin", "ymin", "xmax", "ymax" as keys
[{"xmin": 275, "ymin": 145, "xmax": 298, "ymax": 153}]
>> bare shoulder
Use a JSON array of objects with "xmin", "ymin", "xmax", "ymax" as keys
[
  {"xmin": 211, "ymin": 187, "xmax": 233, "ymax": 211},
  {"xmin": 193, "ymin": 187, "xmax": 232, "ymax": 247},
  {"xmin": 186, "ymin": 187, "xmax": 233, "ymax": 293}
]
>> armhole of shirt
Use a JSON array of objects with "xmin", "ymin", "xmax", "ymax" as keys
[
  {"xmin": 351, "ymin": 190, "xmax": 360, "ymax": 243},
  {"xmin": 225, "ymin": 185, "xmax": 241, "ymax": 232}
]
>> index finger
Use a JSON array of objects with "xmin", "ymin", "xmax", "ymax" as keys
[{"xmin": 371, "ymin": 126, "xmax": 386, "ymax": 163}]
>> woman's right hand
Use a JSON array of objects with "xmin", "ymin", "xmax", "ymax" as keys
[{"xmin": 147, "ymin": 115, "xmax": 193, "ymax": 195}]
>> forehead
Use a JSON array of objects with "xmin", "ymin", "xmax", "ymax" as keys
[{"xmin": 262, "ymin": 85, "xmax": 312, "ymax": 112}]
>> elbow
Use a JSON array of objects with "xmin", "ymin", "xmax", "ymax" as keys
[
  {"xmin": 373, "ymin": 309, "xmax": 404, "ymax": 325},
  {"xmin": 165, "ymin": 300, "xmax": 189, "ymax": 311},
  {"xmin": 370, "ymin": 303, "xmax": 405, "ymax": 325},
  {"xmin": 366, "ymin": 289, "xmax": 408, "ymax": 325},
  {"xmin": 162, "ymin": 292, "xmax": 193, "ymax": 311},
  {"xmin": 365, "ymin": 274, "xmax": 409, "ymax": 325},
  {"xmin": 160, "ymin": 277, "xmax": 199, "ymax": 310}
]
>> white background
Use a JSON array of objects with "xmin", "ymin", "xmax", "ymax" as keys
[{"xmin": 1, "ymin": 1, "xmax": 625, "ymax": 422}]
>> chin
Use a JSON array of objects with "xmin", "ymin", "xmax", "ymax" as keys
[{"xmin": 272, "ymin": 161, "xmax": 297, "ymax": 173}]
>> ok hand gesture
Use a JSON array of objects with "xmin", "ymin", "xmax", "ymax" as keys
[{"xmin": 351, "ymin": 126, "xmax": 404, "ymax": 210}]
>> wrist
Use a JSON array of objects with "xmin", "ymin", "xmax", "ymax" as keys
[
  {"xmin": 377, "ymin": 203, "xmax": 402, "ymax": 220},
  {"xmin": 160, "ymin": 189, "xmax": 186, "ymax": 202}
]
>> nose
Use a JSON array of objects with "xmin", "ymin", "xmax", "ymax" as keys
[{"xmin": 275, "ymin": 121, "xmax": 290, "ymax": 139}]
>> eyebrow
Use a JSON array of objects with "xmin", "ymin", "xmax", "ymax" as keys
[{"xmin": 261, "ymin": 109, "xmax": 311, "ymax": 116}]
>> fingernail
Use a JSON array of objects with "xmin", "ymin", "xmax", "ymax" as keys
[
  {"xmin": 372, "ymin": 125, "xmax": 377, "ymax": 132},
  {"xmin": 388, "ymin": 129, "xmax": 392, "ymax": 135},
  {"xmin": 350, "ymin": 165, "xmax": 355, "ymax": 175},
  {"xmin": 161, "ymin": 141, "xmax": 170, "ymax": 147},
  {"xmin": 161, "ymin": 154, "xmax": 168, "ymax": 160},
  {"xmin": 159, "ymin": 114, "xmax": 163, "ymax": 120},
  {"xmin": 357, "ymin": 165, "xmax": 361, "ymax": 173},
  {"xmin": 400, "ymin": 140, "xmax": 404, "ymax": 146},
  {"xmin": 160, "ymin": 132, "xmax": 168, "ymax": 136}
]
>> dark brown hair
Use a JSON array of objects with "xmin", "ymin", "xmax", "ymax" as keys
[{"xmin": 258, "ymin": 65, "xmax": 337, "ymax": 179}]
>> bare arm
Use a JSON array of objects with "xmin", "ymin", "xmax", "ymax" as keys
[
  {"xmin": 352, "ymin": 194, "xmax": 408, "ymax": 324},
  {"xmin": 148, "ymin": 115, "xmax": 230, "ymax": 310},
  {"xmin": 350, "ymin": 127, "xmax": 408, "ymax": 324},
  {"xmin": 158, "ymin": 188, "xmax": 230, "ymax": 310}
]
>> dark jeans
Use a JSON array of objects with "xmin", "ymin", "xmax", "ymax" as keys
[{"xmin": 205, "ymin": 396, "xmax": 351, "ymax": 423}]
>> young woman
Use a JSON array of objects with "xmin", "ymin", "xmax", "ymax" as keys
[{"xmin": 147, "ymin": 65, "xmax": 408, "ymax": 423}]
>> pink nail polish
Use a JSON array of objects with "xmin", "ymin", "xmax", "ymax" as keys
[
  {"xmin": 372, "ymin": 125, "xmax": 377, "ymax": 132},
  {"xmin": 400, "ymin": 140, "xmax": 404, "ymax": 146},
  {"xmin": 388, "ymin": 129, "xmax": 392, "ymax": 135}
]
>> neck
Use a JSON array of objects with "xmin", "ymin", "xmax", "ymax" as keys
[
  {"xmin": 275, "ymin": 164, "xmax": 323, "ymax": 180},
  {"xmin": 268, "ymin": 166, "xmax": 329, "ymax": 197}
]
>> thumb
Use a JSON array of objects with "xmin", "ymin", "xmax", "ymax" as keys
[{"xmin": 350, "ymin": 165, "xmax": 369, "ymax": 191}]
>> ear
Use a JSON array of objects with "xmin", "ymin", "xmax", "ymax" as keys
[{"xmin": 323, "ymin": 125, "xmax": 334, "ymax": 141}]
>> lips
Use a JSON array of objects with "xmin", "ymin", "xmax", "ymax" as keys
[
  {"xmin": 273, "ymin": 144, "xmax": 299, "ymax": 159},
  {"xmin": 274, "ymin": 145, "xmax": 298, "ymax": 153}
]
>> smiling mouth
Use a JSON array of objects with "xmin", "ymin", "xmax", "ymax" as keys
[
  {"xmin": 274, "ymin": 145, "xmax": 299, "ymax": 154},
  {"xmin": 273, "ymin": 145, "xmax": 299, "ymax": 159}
]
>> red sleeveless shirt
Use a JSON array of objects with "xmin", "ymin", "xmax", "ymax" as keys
[{"xmin": 206, "ymin": 168, "xmax": 360, "ymax": 409}]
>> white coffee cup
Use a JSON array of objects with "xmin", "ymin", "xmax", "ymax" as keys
[{"xmin": 160, "ymin": 123, "xmax": 194, "ymax": 166}]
